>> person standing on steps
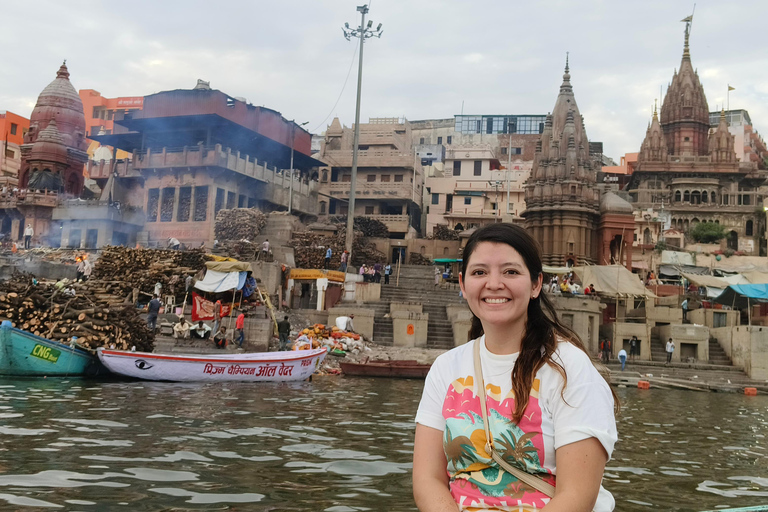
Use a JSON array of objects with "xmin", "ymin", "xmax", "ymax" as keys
[
  {"xmin": 629, "ymin": 335, "xmax": 638, "ymax": 361},
  {"xmin": 666, "ymin": 337, "xmax": 675, "ymax": 364},
  {"xmin": 384, "ymin": 263, "xmax": 391, "ymax": 285},
  {"xmin": 339, "ymin": 250, "xmax": 348, "ymax": 272},
  {"xmin": 325, "ymin": 247, "xmax": 332, "ymax": 269},
  {"xmin": 434, "ymin": 266, "xmax": 441, "ymax": 287},
  {"xmin": 23, "ymin": 223, "xmax": 33, "ymax": 249},
  {"xmin": 618, "ymin": 348, "xmax": 627, "ymax": 371},
  {"xmin": 681, "ymin": 298, "xmax": 688, "ymax": 322}
]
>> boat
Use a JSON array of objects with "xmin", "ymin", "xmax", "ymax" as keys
[
  {"xmin": 340, "ymin": 359, "xmax": 432, "ymax": 379},
  {"xmin": 0, "ymin": 320, "xmax": 105, "ymax": 377},
  {"xmin": 97, "ymin": 347, "xmax": 327, "ymax": 382}
]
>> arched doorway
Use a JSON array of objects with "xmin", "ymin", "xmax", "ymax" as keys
[
  {"xmin": 727, "ymin": 230, "xmax": 738, "ymax": 250},
  {"xmin": 643, "ymin": 228, "xmax": 652, "ymax": 245}
]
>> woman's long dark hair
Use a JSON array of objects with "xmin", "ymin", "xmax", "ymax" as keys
[{"xmin": 462, "ymin": 223, "xmax": 619, "ymax": 422}]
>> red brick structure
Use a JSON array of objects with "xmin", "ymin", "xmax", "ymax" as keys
[
  {"xmin": 628, "ymin": 22, "xmax": 767, "ymax": 255},
  {"xmin": 523, "ymin": 59, "xmax": 601, "ymax": 266}
]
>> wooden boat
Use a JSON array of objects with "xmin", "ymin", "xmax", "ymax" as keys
[
  {"xmin": 340, "ymin": 359, "xmax": 431, "ymax": 379},
  {"xmin": 97, "ymin": 347, "xmax": 327, "ymax": 382},
  {"xmin": 0, "ymin": 320, "xmax": 105, "ymax": 377}
]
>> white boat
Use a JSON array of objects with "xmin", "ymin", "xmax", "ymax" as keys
[{"xmin": 96, "ymin": 347, "xmax": 327, "ymax": 382}]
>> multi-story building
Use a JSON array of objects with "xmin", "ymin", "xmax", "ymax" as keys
[
  {"xmin": 65, "ymin": 83, "xmax": 321, "ymax": 248},
  {"xmin": 0, "ymin": 111, "xmax": 29, "ymax": 178},
  {"xmin": 708, "ymin": 109, "xmax": 767, "ymax": 168},
  {"xmin": 425, "ymin": 144, "xmax": 525, "ymax": 234},
  {"xmin": 79, "ymin": 89, "xmax": 144, "ymax": 161},
  {"xmin": 411, "ymin": 114, "xmax": 596, "ymax": 234},
  {"xmin": 316, "ymin": 117, "xmax": 422, "ymax": 238},
  {"xmin": 627, "ymin": 23, "xmax": 767, "ymax": 255}
]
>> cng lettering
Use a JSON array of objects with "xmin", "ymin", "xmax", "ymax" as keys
[{"xmin": 30, "ymin": 344, "xmax": 61, "ymax": 363}]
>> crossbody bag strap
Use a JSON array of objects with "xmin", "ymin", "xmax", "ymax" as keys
[{"xmin": 473, "ymin": 340, "xmax": 557, "ymax": 499}]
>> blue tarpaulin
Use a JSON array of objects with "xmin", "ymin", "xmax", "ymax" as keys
[{"xmin": 713, "ymin": 284, "xmax": 768, "ymax": 310}]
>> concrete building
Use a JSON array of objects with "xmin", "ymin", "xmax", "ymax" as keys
[
  {"xmin": 627, "ymin": 24, "xmax": 768, "ymax": 255},
  {"xmin": 62, "ymin": 84, "xmax": 322, "ymax": 248},
  {"xmin": 0, "ymin": 111, "xmax": 29, "ymax": 179},
  {"xmin": 316, "ymin": 117, "xmax": 422, "ymax": 237},
  {"xmin": 708, "ymin": 109, "xmax": 767, "ymax": 168},
  {"xmin": 79, "ymin": 89, "xmax": 144, "ymax": 161},
  {"xmin": 425, "ymin": 144, "xmax": 525, "ymax": 234}
]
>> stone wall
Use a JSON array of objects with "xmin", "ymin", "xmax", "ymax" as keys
[
  {"xmin": 730, "ymin": 326, "xmax": 768, "ymax": 380},
  {"xmin": 657, "ymin": 324, "xmax": 710, "ymax": 363},
  {"xmin": 549, "ymin": 294, "xmax": 602, "ymax": 354},
  {"xmin": 328, "ymin": 307, "xmax": 375, "ymax": 341}
]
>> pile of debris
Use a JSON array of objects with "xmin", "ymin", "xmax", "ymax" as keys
[
  {"xmin": 0, "ymin": 273, "xmax": 154, "ymax": 352},
  {"xmin": 214, "ymin": 208, "xmax": 268, "ymax": 242},
  {"xmin": 91, "ymin": 246, "xmax": 209, "ymax": 299},
  {"xmin": 292, "ymin": 323, "xmax": 365, "ymax": 354}
]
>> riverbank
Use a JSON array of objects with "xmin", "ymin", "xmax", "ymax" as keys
[{"xmin": 154, "ymin": 335, "xmax": 767, "ymax": 394}]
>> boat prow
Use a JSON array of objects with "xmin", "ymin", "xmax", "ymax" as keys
[
  {"xmin": 97, "ymin": 347, "xmax": 327, "ymax": 382},
  {"xmin": 0, "ymin": 320, "xmax": 105, "ymax": 377}
]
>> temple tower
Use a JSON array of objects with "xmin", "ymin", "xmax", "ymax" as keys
[{"xmin": 523, "ymin": 58, "xmax": 600, "ymax": 265}]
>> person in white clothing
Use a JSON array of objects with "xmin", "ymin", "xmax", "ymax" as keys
[
  {"xmin": 334, "ymin": 314, "xmax": 354, "ymax": 332},
  {"xmin": 23, "ymin": 224, "xmax": 33, "ymax": 249},
  {"xmin": 666, "ymin": 338, "xmax": 675, "ymax": 364},
  {"xmin": 413, "ymin": 223, "xmax": 618, "ymax": 512}
]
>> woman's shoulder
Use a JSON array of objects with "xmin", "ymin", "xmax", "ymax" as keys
[
  {"xmin": 551, "ymin": 338, "xmax": 599, "ymax": 374},
  {"xmin": 429, "ymin": 339, "xmax": 477, "ymax": 374}
]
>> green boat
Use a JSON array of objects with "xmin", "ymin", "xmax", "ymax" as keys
[{"xmin": 0, "ymin": 320, "xmax": 106, "ymax": 377}]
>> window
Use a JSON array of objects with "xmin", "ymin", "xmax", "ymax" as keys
[
  {"xmin": 474, "ymin": 160, "xmax": 482, "ymax": 176},
  {"xmin": 419, "ymin": 137, "xmax": 425, "ymax": 144},
  {"xmin": 511, "ymin": 147, "xmax": 522, "ymax": 155},
  {"xmin": 321, "ymin": 170, "xmax": 328, "ymax": 183},
  {"xmin": 160, "ymin": 188, "xmax": 175, "ymax": 222},
  {"xmin": 713, "ymin": 312, "xmax": 727, "ymax": 328},
  {"xmin": 194, "ymin": 186, "xmax": 208, "ymax": 221},
  {"xmin": 674, "ymin": 190, "xmax": 681, "ymax": 202},
  {"xmin": 486, "ymin": 118, "xmax": 493, "ymax": 134},
  {"xmin": 447, "ymin": 136, "xmax": 452, "ymax": 144},
  {"xmin": 319, "ymin": 202, "xmax": 326, "ymax": 214},
  {"xmin": 394, "ymin": 175, "xmax": 403, "ymax": 182},
  {"xmin": 9, "ymin": 123, "xmax": 17, "ymax": 136},
  {"xmin": 747, "ymin": 220, "xmax": 754, "ymax": 236},
  {"xmin": 226, "ymin": 191, "xmax": 236, "ymax": 209},
  {"xmin": 177, "ymin": 187, "xmax": 191, "ymax": 222},
  {"xmin": 464, "ymin": 197, "xmax": 472, "ymax": 205},
  {"xmin": 501, "ymin": 147, "xmax": 508, "ymax": 155},
  {"xmin": 367, "ymin": 174, "xmax": 376, "ymax": 182},
  {"xmin": 215, "ymin": 188, "xmax": 225, "ymax": 213},
  {"xmin": 437, "ymin": 136, "xmax": 442, "ymax": 144},
  {"xmin": 365, "ymin": 206, "xmax": 375, "ymax": 215},
  {"xmin": 146, "ymin": 188, "xmax": 159, "ymax": 222},
  {"xmin": 453, "ymin": 161, "xmax": 461, "ymax": 176},
  {"xmin": 381, "ymin": 174, "xmax": 390, "ymax": 182},
  {"xmin": 341, "ymin": 174, "xmax": 351, "ymax": 182},
  {"xmin": 432, "ymin": 193, "xmax": 439, "ymax": 205},
  {"xmin": 92, "ymin": 107, "xmax": 101, "ymax": 119},
  {"xmin": 4, "ymin": 148, "xmax": 13, "ymax": 159}
]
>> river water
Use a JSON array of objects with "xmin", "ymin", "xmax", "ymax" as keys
[{"xmin": 0, "ymin": 376, "xmax": 766, "ymax": 511}]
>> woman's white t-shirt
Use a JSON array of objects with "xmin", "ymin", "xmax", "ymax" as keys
[{"xmin": 416, "ymin": 337, "xmax": 617, "ymax": 511}]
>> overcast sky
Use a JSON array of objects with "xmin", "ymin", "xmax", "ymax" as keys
[{"xmin": 1, "ymin": 0, "xmax": 766, "ymax": 159}]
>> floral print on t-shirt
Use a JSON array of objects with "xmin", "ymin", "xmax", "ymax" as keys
[{"xmin": 442, "ymin": 375, "xmax": 555, "ymax": 510}]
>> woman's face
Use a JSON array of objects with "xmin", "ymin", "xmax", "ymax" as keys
[{"xmin": 459, "ymin": 242, "xmax": 542, "ymax": 331}]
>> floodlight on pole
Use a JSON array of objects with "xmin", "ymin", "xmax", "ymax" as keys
[
  {"xmin": 288, "ymin": 120, "xmax": 309, "ymax": 214},
  {"xmin": 341, "ymin": 4, "xmax": 383, "ymax": 264}
]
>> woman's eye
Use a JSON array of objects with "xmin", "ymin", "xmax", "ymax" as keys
[
  {"xmin": 471, "ymin": 270, "xmax": 485, "ymax": 275},
  {"xmin": 504, "ymin": 269, "xmax": 519, "ymax": 275}
]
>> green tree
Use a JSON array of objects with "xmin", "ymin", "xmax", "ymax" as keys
[{"xmin": 689, "ymin": 222, "xmax": 727, "ymax": 244}]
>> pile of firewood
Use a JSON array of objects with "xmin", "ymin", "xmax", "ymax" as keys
[
  {"xmin": 430, "ymin": 224, "xmax": 460, "ymax": 241},
  {"xmin": 0, "ymin": 273, "xmax": 154, "ymax": 352},
  {"xmin": 214, "ymin": 208, "xmax": 268, "ymax": 242},
  {"xmin": 91, "ymin": 246, "xmax": 209, "ymax": 299},
  {"xmin": 410, "ymin": 252, "xmax": 432, "ymax": 266},
  {"xmin": 329, "ymin": 216, "xmax": 390, "ymax": 238},
  {"xmin": 289, "ymin": 228, "xmax": 386, "ymax": 269}
]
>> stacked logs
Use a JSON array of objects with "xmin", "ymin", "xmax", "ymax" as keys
[
  {"xmin": 410, "ymin": 253, "xmax": 432, "ymax": 266},
  {"xmin": 349, "ymin": 217, "xmax": 389, "ymax": 238},
  {"xmin": 214, "ymin": 208, "xmax": 268, "ymax": 242},
  {"xmin": 0, "ymin": 273, "xmax": 154, "ymax": 352},
  {"xmin": 91, "ymin": 246, "xmax": 209, "ymax": 298},
  {"xmin": 430, "ymin": 224, "xmax": 460, "ymax": 241},
  {"xmin": 289, "ymin": 228, "xmax": 386, "ymax": 269}
]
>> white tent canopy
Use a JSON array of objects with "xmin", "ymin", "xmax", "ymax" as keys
[
  {"xmin": 572, "ymin": 265, "xmax": 657, "ymax": 298},
  {"xmin": 193, "ymin": 270, "xmax": 247, "ymax": 293}
]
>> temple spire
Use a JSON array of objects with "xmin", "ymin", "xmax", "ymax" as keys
[{"xmin": 681, "ymin": 14, "xmax": 693, "ymax": 59}]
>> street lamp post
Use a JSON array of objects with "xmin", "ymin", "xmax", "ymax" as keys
[
  {"xmin": 342, "ymin": 5, "xmax": 383, "ymax": 259},
  {"xmin": 288, "ymin": 120, "xmax": 309, "ymax": 215}
]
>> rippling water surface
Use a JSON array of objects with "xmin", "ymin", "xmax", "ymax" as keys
[{"xmin": 0, "ymin": 377, "xmax": 765, "ymax": 511}]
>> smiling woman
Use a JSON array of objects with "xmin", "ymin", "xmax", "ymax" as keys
[{"xmin": 413, "ymin": 223, "xmax": 619, "ymax": 512}]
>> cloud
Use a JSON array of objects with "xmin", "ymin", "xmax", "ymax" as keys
[{"xmin": 1, "ymin": 0, "xmax": 767, "ymax": 158}]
